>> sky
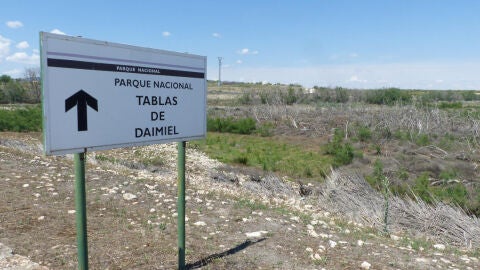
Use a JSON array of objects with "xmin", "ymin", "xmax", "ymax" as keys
[{"xmin": 1, "ymin": 0, "xmax": 479, "ymax": 90}]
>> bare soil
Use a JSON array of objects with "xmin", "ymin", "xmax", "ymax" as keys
[{"xmin": 0, "ymin": 132, "xmax": 479, "ymax": 269}]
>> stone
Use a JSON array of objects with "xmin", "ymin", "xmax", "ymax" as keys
[
  {"xmin": 328, "ymin": 240, "xmax": 337, "ymax": 248},
  {"xmin": 0, "ymin": 243, "xmax": 13, "ymax": 260},
  {"xmin": 433, "ymin": 244, "xmax": 446, "ymax": 250},
  {"xmin": 360, "ymin": 261, "xmax": 371, "ymax": 269},
  {"xmin": 194, "ymin": 221, "xmax": 206, "ymax": 226},
  {"xmin": 390, "ymin": 234, "xmax": 401, "ymax": 241},
  {"xmin": 245, "ymin": 231, "xmax": 268, "ymax": 238},
  {"xmin": 123, "ymin": 193, "xmax": 137, "ymax": 201}
]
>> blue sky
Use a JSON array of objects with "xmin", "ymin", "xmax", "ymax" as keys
[{"xmin": 1, "ymin": 0, "xmax": 479, "ymax": 89}]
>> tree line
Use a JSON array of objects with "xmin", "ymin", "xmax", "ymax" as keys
[{"xmin": 0, "ymin": 68, "xmax": 40, "ymax": 104}]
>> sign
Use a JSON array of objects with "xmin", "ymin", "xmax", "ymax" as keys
[{"xmin": 40, "ymin": 32, "xmax": 207, "ymax": 155}]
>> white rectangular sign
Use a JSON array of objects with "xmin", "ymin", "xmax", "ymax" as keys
[{"xmin": 40, "ymin": 32, "xmax": 207, "ymax": 155}]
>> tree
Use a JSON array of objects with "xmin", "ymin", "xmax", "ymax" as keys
[
  {"xmin": 24, "ymin": 68, "xmax": 41, "ymax": 103},
  {"xmin": 0, "ymin": 74, "xmax": 12, "ymax": 84}
]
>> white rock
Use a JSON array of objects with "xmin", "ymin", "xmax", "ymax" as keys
[
  {"xmin": 22, "ymin": 184, "xmax": 29, "ymax": 188},
  {"xmin": 149, "ymin": 208, "xmax": 156, "ymax": 213},
  {"xmin": 328, "ymin": 240, "xmax": 337, "ymax": 248},
  {"xmin": 360, "ymin": 261, "xmax": 371, "ymax": 269},
  {"xmin": 67, "ymin": 210, "xmax": 76, "ymax": 214},
  {"xmin": 245, "ymin": 231, "xmax": 268, "ymax": 238},
  {"xmin": 38, "ymin": 216, "xmax": 45, "ymax": 221},
  {"xmin": 357, "ymin": 240, "xmax": 364, "ymax": 246},
  {"xmin": 307, "ymin": 229, "xmax": 319, "ymax": 238},
  {"xmin": 123, "ymin": 193, "xmax": 137, "ymax": 201},
  {"xmin": 305, "ymin": 247, "xmax": 313, "ymax": 253},
  {"xmin": 390, "ymin": 234, "xmax": 401, "ymax": 241},
  {"xmin": 319, "ymin": 233, "xmax": 331, "ymax": 239},
  {"xmin": 439, "ymin": 258, "xmax": 451, "ymax": 264},
  {"xmin": 313, "ymin": 253, "xmax": 322, "ymax": 260},
  {"xmin": 433, "ymin": 244, "xmax": 446, "ymax": 250},
  {"xmin": 194, "ymin": 221, "xmax": 206, "ymax": 226}
]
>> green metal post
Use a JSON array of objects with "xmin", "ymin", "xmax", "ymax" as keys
[
  {"xmin": 177, "ymin": 141, "xmax": 186, "ymax": 270},
  {"xmin": 74, "ymin": 151, "xmax": 88, "ymax": 270}
]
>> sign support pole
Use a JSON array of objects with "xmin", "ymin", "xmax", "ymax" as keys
[
  {"xmin": 74, "ymin": 150, "xmax": 89, "ymax": 270},
  {"xmin": 177, "ymin": 141, "xmax": 186, "ymax": 270}
]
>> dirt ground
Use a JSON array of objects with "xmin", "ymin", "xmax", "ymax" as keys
[{"xmin": 0, "ymin": 132, "xmax": 479, "ymax": 269}]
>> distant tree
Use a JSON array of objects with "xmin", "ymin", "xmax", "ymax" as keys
[
  {"xmin": 0, "ymin": 74, "xmax": 12, "ymax": 84},
  {"xmin": 24, "ymin": 68, "xmax": 41, "ymax": 103},
  {"xmin": 4, "ymin": 80, "xmax": 26, "ymax": 103}
]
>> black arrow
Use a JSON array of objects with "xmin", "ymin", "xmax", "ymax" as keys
[{"xmin": 65, "ymin": 90, "xmax": 98, "ymax": 131}]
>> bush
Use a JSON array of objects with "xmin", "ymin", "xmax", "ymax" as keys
[
  {"xmin": 413, "ymin": 172, "xmax": 432, "ymax": 203},
  {"xmin": 0, "ymin": 105, "xmax": 42, "ymax": 132},
  {"xmin": 325, "ymin": 129, "xmax": 354, "ymax": 167},
  {"xmin": 365, "ymin": 88, "xmax": 412, "ymax": 105},
  {"xmin": 357, "ymin": 126, "xmax": 372, "ymax": 142},
  {"xmin": 438, "ymin": 102, "xmax": 462, "ymax": 109},
  {"xmin": 283, "ymin": 87, "xmax": 298, "ymax": 105},
  {"xmin": 414, "ymin": 134, "xmax": 430, "ymax": 146},
  {"xmin": 256, "ymin": 122, "xmax": 274, "ymax": 137},
  {"xmin": 207, "ymin": 117, "xmax": 256, "ymax": 134}
]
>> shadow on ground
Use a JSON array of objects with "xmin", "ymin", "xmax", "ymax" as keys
[{"xmin": 186, "ymin": 238, "xmax": 267, "ymax": 269}]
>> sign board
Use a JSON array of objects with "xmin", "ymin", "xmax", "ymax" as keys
[{"xmin": 40, "ymin": 32, "xmax": 207, "ymax": 155}]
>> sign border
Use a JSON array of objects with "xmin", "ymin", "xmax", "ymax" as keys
[{"xmin": 40, "ymin": 32, "xmax": 207, "ymax": 155}]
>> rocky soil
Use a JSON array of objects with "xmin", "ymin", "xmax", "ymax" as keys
[{"xmin": 0, "ymin": 132, "xmax": 479, "ymax": 269}]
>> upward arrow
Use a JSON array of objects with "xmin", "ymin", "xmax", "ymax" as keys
[{"xmin": 65, "ymin": 90, "xmax": 98, "ymax": 131}]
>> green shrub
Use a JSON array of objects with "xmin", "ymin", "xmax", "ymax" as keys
[
  {"xmin": 283, "ymin": 87, "xmax": 298, "ymax": 105},
  {"xmin": 233, "ymin": 155, "xmax": 248, "ymax": 165},
  {"xmin": 207, "ymin": 117, "xmax": 256, "ymax": 134},
  {"xmin": 439, "ymin": 169, "xmax": 457, "ymax": 181},
  {"xmin": 366, "ymin": 159, "xmax": 385, "ymax": 190},
  {"xmin": 325, "ymin": 129, "xmax": 354, "ymax": 167},
  {"xmin": 365, "ymin": 88, "xmax": 412, "ymax": 105},
  {"xmin": 256, "ymin": 122, "xmax": 274, "ymax": 137},
  {"xmin": 414, "ymin": 134, "xmax": 430, "ymax": 146},
  {"xmin": 357, "ymin": 126, "xmax": 372, "ymax": 142},
  {"xmin": 335, "ymin": 87, "xmax": 349, "ymax": 103},
  {"xmin": 439, "ymin": 102, "xmax": 462, "ymax": 109},
  {"xmin": 0, "ymin": 105, "xmax": 42, "ymax": 132},
  {"xmin": 333, "ymin": 143, "xmax": 354, "ymax": 167},
  {"xmin": 413, "ymin": 172, "xmax": 432, "ymax": 203}
]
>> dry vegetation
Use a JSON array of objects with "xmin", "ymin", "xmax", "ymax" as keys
[{"xmin": 1, "ymin": 82, "xmax": 480, "ymax": 269}]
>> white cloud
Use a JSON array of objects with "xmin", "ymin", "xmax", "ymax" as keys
[
  {"xmin": 6, "ymin": 21, "xmax": 23, "ymax": 29},
  {"xmin": 238, "ymin": 48, "xmax": 249, "ymax": 54},
  {"xmin": 0, "ymin": 35, "xmax": 11, "ymax": 61},
  {"xmin": 16, "ymin": 41, "xmax": 29, "ymax": 49},
  {"xmin": 50, "ymin": 29, "xmax": 66, "ymax": 35},
  {"xmin": 349, "ymin": 75, "xmax": 367, "ymax": 83},
  {"xmin": 349, "ymin": 53, "xmax": 359, "ymax": 58},
  {"xmin": 162, "ymin": 31, "xmax": 171, "ymax": 37},
  {"xmin": 236, "ymin": 60, "xmax": 242, "ymax": 64},
  {"xmin": 6, "ymin": 52, "xmax": 40, "ymax": 65},
  {"xmin": 237, "ymin": 48, "xmax": 259, "ymax": 55},
  {"xmin": 2, "ymin": 68, "xmax": 22, "ymax": 77},
  {"xmin": 212, "ymin": 33, "xmax": 221, "ymax": 38}
]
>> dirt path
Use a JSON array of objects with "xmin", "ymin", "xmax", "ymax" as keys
[{"xmin": 0, "ymin": 132, "xmax": 478, "ymax": 269}]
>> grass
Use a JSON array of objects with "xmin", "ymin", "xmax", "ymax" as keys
[
  {"xmin": 0, "ymin": 104, "xmax": 42, "ymax": 132},
  {"xmin": 191, "ymin": 132, "xmax": 332, "ymax": 181}
]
